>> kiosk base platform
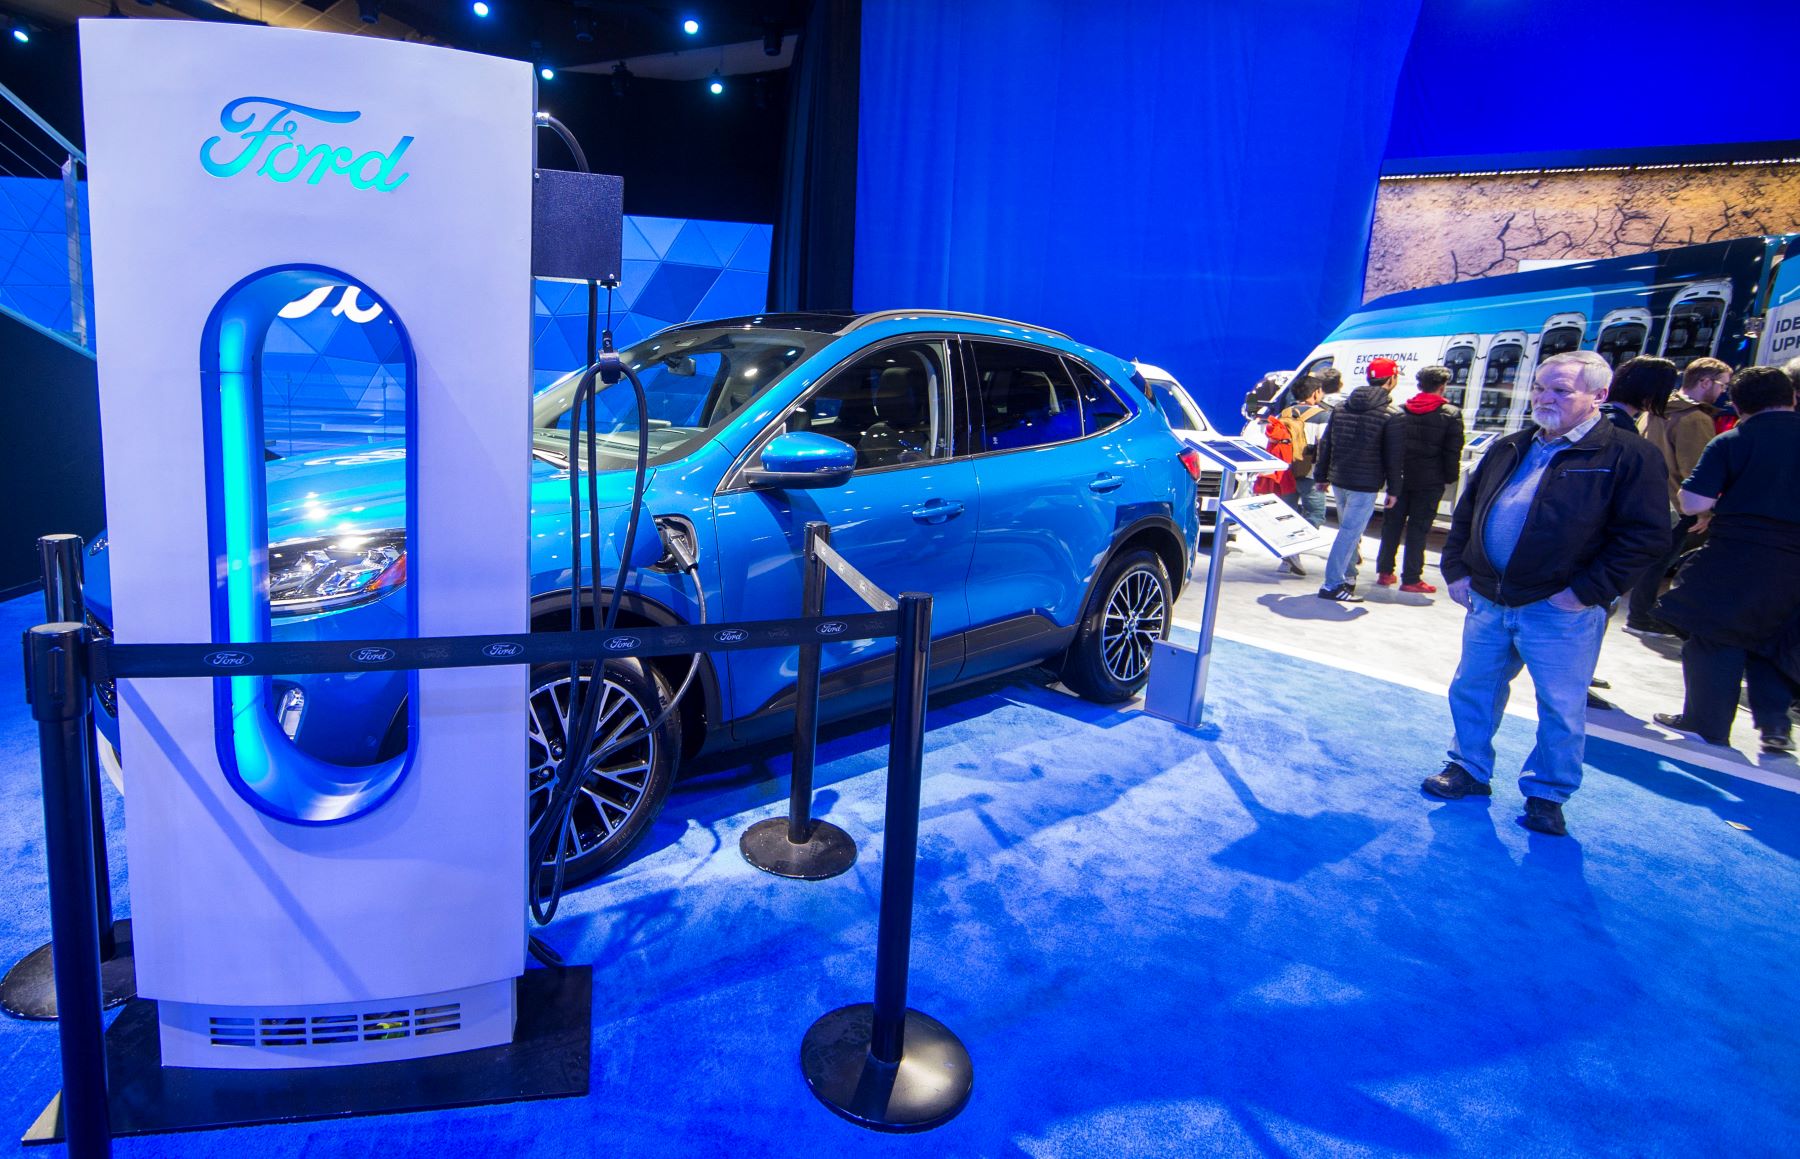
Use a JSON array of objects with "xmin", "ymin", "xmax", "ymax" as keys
[{"xmin": 23, "ymin": 965, "xmax": 590, "ymax": 1142}]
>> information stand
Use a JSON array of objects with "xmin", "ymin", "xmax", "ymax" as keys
[{"xmin": 1145, "ymin": 439, "xmax": 1293, "ymax": 729}]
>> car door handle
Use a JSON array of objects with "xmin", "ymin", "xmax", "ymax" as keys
[
  {"xmin": 1088, "ymin": 473, "xmax": 1124, "ymax": 493},
  {"xmin": 909, "ymin": 499, "xmax": 965, "ymax": 523}
]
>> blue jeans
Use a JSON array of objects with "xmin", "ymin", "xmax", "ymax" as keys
[
  {"xmin": 1292, "ymin": 474, "xmax": 1327, "ymax": 527},
  {"xmin": 1324, "ymin": 487, "xmax": 1378, "ymax": 590},
  {"xmin": 1446, "ymin": 592, "xmax": 1608, "ymax": 803}
]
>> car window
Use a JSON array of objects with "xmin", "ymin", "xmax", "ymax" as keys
[
  {"xmin": 798, "ymin": 341, "xmax": 948, "ymax": 471},
  {"xmin": 1066, "ymin": 359, "xmax": 1132, "ymax": 436},
  {"xmin": 971, "ymin": 341, "xmax": 1083, "ymax": 452}
]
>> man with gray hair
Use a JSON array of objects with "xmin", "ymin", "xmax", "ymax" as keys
[{"xmin": 1422, "ymin": 350, "xmax": 1668, "ymax": 836}]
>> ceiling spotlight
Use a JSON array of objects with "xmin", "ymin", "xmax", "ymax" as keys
[
  {"xmin": 540, "ymin": 66, "xmax": 555, "ymax": 81},
  {"xmin": 574, "ymin": 19, "xmax": 594, "ymax": 44},
  {"xmin": 611, "ymin": 61, "xmax": 632, "ymax": 97},
  {"xmin": 357, "ymin": 0, "xmax": 382, "ymax": 24},
  {"xmin": 707, "ymin": 69, "xmax": 724, "ymax": 96},
  {"xmin": 10, "ymin": 26, "xmax": 28, "ymax": 44},
  {"xmin": 763, "ymin": 24, "xmax": 782, "ymax": 56},
  {"xmin": 682, "ymin": 18, "xmax": 700, "ymax": 36},
  {"xmin": 472, "ymin": 1, "xmax": 490, "ymax": 16}
]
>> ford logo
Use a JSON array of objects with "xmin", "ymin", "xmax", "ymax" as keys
[
  {"xmin": 715, "ymin": 629, "xmax": 749, "ymax": 644},
  {"xmin": 204, "ymin": 650, "xmax": 253, "ymax": 668},
  {"xmin": 351, "ymin": 646, "xmax": 396, "ymax": 664},
  {"xmin": 817, "ymin": 621, "xmax": 848, "ymax": 636},
  {"xmin": 604, "ymin": 636, "xmax": 640, "ymax": 652},
  {"xmin": 482, "ymin": 642, "xmax": 524, "ymax": 658}
]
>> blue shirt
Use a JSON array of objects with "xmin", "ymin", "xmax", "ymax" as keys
[{"xmin": 1483, "ymin": 414, "xmax": 1601, "ymax": 572}]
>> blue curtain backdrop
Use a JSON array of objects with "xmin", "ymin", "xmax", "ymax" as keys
[
  {"xmin": 1388, "ymin": 0, "xmax": 1800, "ymax": 160},
  {"xmin": 855, "ymin": 0, "xmax": 1422, "ymax": 423}
]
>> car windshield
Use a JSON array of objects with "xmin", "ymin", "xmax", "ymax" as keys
[{"xmin": 531, "ymin": 324, "xmax": 833, "ymax": 467}]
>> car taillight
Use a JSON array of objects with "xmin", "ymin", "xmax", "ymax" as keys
[{"xmin": 1178, "ymin": 449, "xmax": 1203, "ymax": 481}]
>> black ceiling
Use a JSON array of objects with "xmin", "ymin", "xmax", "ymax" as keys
[{"xmin": 373, "ymin": 1, "xmax": 810, "ymax": 69}]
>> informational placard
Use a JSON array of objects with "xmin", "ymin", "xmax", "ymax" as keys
[
  {"xmin": 1222, "ymin": 494, "xmax": 1334, "ymax": 558},
  {"xmin": 1184, "ymin": 436, "xmax": 1291, "ymax": 474}
]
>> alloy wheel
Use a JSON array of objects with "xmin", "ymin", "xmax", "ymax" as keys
[
  {"xmin": 1099, "ymin": 568, "xmax": 1167, "ymax": 684},
  {"xmin": 526, "ymin": 670, "xmax": 656, "ymax": 867}
]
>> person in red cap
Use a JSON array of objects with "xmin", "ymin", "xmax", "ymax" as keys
[
  {"xmin": 1375, "ymin": 364, "xmax": 1464, "ymax": 593},
  {"xmin": 1312, "ymin": 357, "xmax": 1406, "ymax": 601}
]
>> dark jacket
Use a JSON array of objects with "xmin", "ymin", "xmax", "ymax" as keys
[
  {"xmin": 1441, "ymin": 418, "xmax": 1668, "ymax": 607},
  {"xmin": 1656, "ymin": 515, "xmax": 1800, "ymax": 652},
  {"xmin": 1397, "ymin": 394, "xmax": 1464, "ymax": 490},
  {"xmin": 1314, "ymin": 384, "xmax": 1404, "ymax": 493}
]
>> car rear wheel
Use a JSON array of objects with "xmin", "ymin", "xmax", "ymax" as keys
[
  {"xmin": 1060, "ymin": 548, "xmax": 1171, "ymax": 703},
  {"xmin": 527, "ymin": 657, "xmax": 679, "ymax": 885}
]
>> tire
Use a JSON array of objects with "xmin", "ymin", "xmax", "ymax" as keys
[
  {"xmin": 527, "ymin": 657, "xmax": 679, "ymax": 886},
  {"xmin": 1060, "ymin": 548, "xmax": 1172, "ymax": 703}
]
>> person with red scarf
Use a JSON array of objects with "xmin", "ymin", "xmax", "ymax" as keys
[{"xmin": 1375, "ymin": 365, "xmax": 1464, "ymax": 593}]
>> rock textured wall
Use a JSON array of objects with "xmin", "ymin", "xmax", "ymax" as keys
[{"xmin": 1366, "ymin": 164, "xmax": 1800, "ymax": 301}]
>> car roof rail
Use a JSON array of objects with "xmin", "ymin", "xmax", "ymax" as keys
[{"xmin": 845, "ymin": 309, "xmax": 1072, "ymax": 342}]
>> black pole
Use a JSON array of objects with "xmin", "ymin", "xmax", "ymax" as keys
[
  {"xmin": 3, "ymin": 537, "xmax": 136, "ymax": 1022},
  {"xmin": 41, "ymin": 536, "xmax": 116, "ymax": 962},
  {"xmin": 25, "ymin": 622, "xmax": 112, "ymax": 1157},
  {"xmin": 788, "ymin": 521, "xmax": 829, "ymax": 843},
  {"xmin": 799, "ymin": 593, "xmax": 972, "ymax": 1132},
  {"xmin": 740, "ymin": 521, "xmax": 856, "ymax": 880}
]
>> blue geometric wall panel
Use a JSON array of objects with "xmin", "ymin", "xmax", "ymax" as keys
[
  {"xmin": 533, "ymin": 215, "xmax": 774, "ymax": 388},
  {"xmin": 0, "ymin": 176, "xmax": 93, "ymax": 347},
  {"xmin": 0, "ymin": 177, "xmax": 773, "ymax": 430}
]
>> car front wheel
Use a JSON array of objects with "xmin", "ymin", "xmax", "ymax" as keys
[
  {"xmin": 526, "ymin": 657, "xmax": 679, "ymax": 885},
  {"xmin": 1060, "ymin": 549, "xmax": 1171, "ymax": 703}
]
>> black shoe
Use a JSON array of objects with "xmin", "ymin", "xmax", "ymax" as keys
[
  {"xmin": 1421, "ymin": 763, "xmax": 1492, "ymax": 800},
  {"xmin": 1280, "ymin": 556, "xmax": 1307, "ymax": 577},
  {"xmin": 1761, "ymin": 731, "xmax": 1796, "ymax": 754},
  {"xmin": 1587, "ymin": 690, "xmax": 1616, "ymax": 710},
  {"xmin": 1624, "ymin": 620, "xmax": 1679, "ymax": 640},
  {"xmin": 1317, "ymin": 584, "xmax": 1363, "ymax": 603},
  {"xmin": 1589, "ymin": 677, "xmax": 1611, "ymax": 690},
  {"xmin": 1521, "ymin": 797, "xmax": 1568, "ymax": 837},
  {"xmin": 1653, "ymin": 712, "xmax": 1729, "ymax": 746}
]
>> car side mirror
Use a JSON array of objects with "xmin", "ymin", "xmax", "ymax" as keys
[{"xmin": 743, "ymin": 431, "xmax": 856, "ymax": 490}]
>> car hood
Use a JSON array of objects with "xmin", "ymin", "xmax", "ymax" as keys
[{"xmin": 86, "ymin": 443, "xmax": 644, "ymax": 625}]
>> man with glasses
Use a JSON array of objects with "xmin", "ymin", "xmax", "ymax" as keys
[{"xmin": 1423, "ymin": 351, "xmax": 1667, "ymax": 837}]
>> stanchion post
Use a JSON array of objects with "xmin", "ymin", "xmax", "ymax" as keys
[
  {"xmin": 40, "ymin": 535, "xmax": 116, "ymax": 961},
  {"xmin": 740, "ymin": 521, "xmax": 857, "ymax": 880},
  {"xmin": 25, "ymin": 622, "xmax": 112, "ymax": 1157},
  {"xmin": 788, "ymin": 521, "xmax": 828, "ymax": 843},
  {"xmin": 799, "ymin": 592, "xmax": 972, "ymax": 1132},
  {"xmin": 4, "ymin": 537, "xmax": 136, "ymax": 1023}
]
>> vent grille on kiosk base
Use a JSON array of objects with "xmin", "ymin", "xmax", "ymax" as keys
[{"xmin": 157, "ymin": 978, "xmax": 516, "ymax": 1069}]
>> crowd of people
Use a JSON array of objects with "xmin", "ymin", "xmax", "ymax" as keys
[{"xmin": 1242, "ymin": 350, "xmax": 1800, "ymax": 838}]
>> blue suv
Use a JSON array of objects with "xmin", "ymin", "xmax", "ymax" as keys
[{"xmin": 88, "ymin": 310, "xmax": 1198, "ymax": 880}]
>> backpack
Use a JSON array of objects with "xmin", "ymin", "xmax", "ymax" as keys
[
  {"xmin": 1252, "ymin": 413, "xmax": 1298, "ymax": 496},
  {"xmin": 1279, "ymin": 403, "xmax": 1323, "ymax": 478}
]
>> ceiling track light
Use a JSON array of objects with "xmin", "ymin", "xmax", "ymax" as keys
[
  {"xmin": 611, "ymin": 61, "xmax": 632, "ymax": 97},
  {"xmin": 763, "ymin": 23, "xmax": 783, "ymax": 56},
  {"xmin": 707, "ymin": 69, "xmax": 724, "ymax": 96},
  {"xmin": 682, "ymin": 17, "xmax": 700, "ymax": 36},
  {"xmin": 472, "ymin": 1, "xmax": 491, "ymax": 17},
  {"xmin": 357, "ymin": 0, "xmax": 383, "ymax": 24}
]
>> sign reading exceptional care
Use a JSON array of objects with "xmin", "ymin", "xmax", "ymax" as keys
[{"xmin": 200, "ymin": 96, "xmax": 413, "ymax": 189}]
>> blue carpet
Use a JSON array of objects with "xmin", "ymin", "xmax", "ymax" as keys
[{"xmin": 1, "ymin": 594, "xmax": 1797, "ymax": 1157}]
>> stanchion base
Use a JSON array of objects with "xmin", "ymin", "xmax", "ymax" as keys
[
  {"xmin": 740, "ymin": 817, "xmax": 857, "ymax": 880},
  {"xmin": 1, "ymin": 919, "xmax": 136, "ymax": 1021},
  {"xmin": 800, "ymin": 1003, "xmax": 972, "ymax": 1133}
]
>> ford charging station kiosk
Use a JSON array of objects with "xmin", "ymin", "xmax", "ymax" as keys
[{"xmin": 78, "ymin": 17, "xmax": 532, "ymax": 1076}]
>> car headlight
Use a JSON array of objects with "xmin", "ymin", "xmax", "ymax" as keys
[{"xmin": 267, "ymin": 531, "xmax": 406, "ymax": 616}]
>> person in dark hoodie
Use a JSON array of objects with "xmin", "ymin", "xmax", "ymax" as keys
[
  {"xmin": 1423, "ymin": 351, "xmax": 1667, "ymax": 837},
  {"xmin": 1375, "ymin": 365, "xmax": 1463, "ymax": 593},
  {"xmin": 1312, "ymin": 357, "xmax": 1406, "ymax": 602},
  {"xmin": 1652, "ymin": 366, "xmax": 1800, "ymax": 752},
  {"xmin": 1628, "ymin": 357, "xmax": 1729, "ymax": 636}
]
